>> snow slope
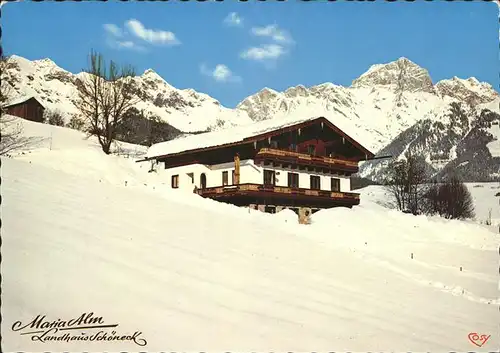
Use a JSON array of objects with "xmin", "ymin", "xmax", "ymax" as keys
[
  {"xmin": 2, "ymin": 120, "xmax": 499, "ymax": 351},
  {"xmin": 359, "ymin": 184, "xmax": 500, "ymax": 228},
  {"xmin": 467, "ymin": 183, "xmax": 500, "ymax": 227}
]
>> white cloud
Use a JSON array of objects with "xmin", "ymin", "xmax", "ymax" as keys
[
  {"xmin": 125, "ymin": 19, "xmax": 180, "ymax": 45},
  {"xmin": 103, "ymin": 23, "xmax": 145, "ymax": 52},
  {"xmin": 242, "ymin": 24, "xmax": 293, "ymax": 64},
  {"xmin": 116, "ymin": 41, "xmax": 145, "ymax": 51},
  {"xmin": 103, "ymin": 19, "xmax": 179, "ymax": 51},
  {"xmin": 224, "ymin": 12, "xmax": 243, "ymax": 27},
  {"xmin": 103, "ymin": 24, "xmax": 123, "ymax": 38},
  {"xmin": 0, "ymin": 0, "xmax": 20, "ymax": 9},
  {"xmin": 200, "ymin": 64, "xmax": 241, "ymax": 83},
  {"xmin": 240, "ymin": 44, "xmax": 286, "ymax": 61},
  {"xmin": 106, "ymin": 38, "xmax": 146, "ymax": 52},
  {"xmin": 251, "ymin": 24, "xmax": 293, "ymax": 43}
]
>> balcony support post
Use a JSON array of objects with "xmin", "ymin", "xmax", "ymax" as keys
[{"xmin": 234, "ymin": 153, "xmax": 240, "ymax": 185}]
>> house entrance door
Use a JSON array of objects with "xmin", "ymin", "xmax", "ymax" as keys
[{"xmin": 200, "ymin": 173, "xmax": 207, "ymax": 189}]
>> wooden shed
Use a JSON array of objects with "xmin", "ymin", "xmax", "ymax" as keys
[{"xmin": 3, "ymin": 96, "xmax": 45, "ymax": 123}]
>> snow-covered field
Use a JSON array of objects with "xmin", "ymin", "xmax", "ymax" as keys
[
  {"xmin": 360, "ymin": 183, "xmax": 500, "ymax": 228},
  {"xmin": 2, "ymin": 118, "xmax": 499, "ymax": 351}
]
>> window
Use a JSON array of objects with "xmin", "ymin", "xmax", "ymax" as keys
[
  {"xmin": 231, "ymin": 169, "xmax": 235, "ymax": 184},
  {"xmin": 289, "ymin": 143, "xmax": 298, "ymax": 152},
  {"xmin": 270, "ymin": 140, "xmax": 279, "ymax": 149},
  {"xmin": 308, "ymin": 144, "xmax": 316, "ymax": 155},
  {"xmin": 264, "ymin": 206, "xmax": 276, "ymax": 214},
  {"xmin": 288, "ymin": 172, "xmax": 299, "ymax": 188},
  {"xmin": 263, "ymin": 169, "xmax": 275, "ymax": 186},
  {"xmin": 331, "ymin": 178, "xmax": 340, "ymax": 192},
  {"xmin": 310, "ymin": 175, "xmax": 320, "ymax": 190},
  {"xmin": 222, "ymin": 171, "xmax": 229, "ymax": 186},
  {"xmin": 171, "ymin": 175, "xmax": 179, "ymax": 188},
  {"xmin": 187, "ymin": 172, "xmax": 194, "ymax": 184}
]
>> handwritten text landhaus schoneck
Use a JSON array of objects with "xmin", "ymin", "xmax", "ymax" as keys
[{"xmin": 12, "ymin": 312, "xmax": 147, "ymax": 346}]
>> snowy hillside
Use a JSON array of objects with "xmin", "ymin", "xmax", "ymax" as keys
[
  {"xmin": 2, "ymin": 118, "xmax": 499, "ymax": 351},
  {"xmin": 359, "ymin": 101, "xmax": 500, "ymax": 182},
  {"xmin": 359, "ymin": 183, "xmax": 500, "ymax": 228}
]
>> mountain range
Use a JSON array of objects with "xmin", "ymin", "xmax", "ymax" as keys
[{"xmin": 2, "ymin": 55, "xmax": 499, "ymax": 182}]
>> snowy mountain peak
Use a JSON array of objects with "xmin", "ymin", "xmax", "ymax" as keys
[
  {"xmin": 1, "ymin": 55, "xmax": 254, "ymax": 133},
  {"xmin": 33, "ymin": 57, "xmax": 58, "ymax": 67},
  {"xmin": 236, "ymin": 87, "xmax": 283, "ymax": 122},
  {"xmin": 314, "ymin": 82, "xmax": 336, "ymax": 90},
  {"xmin": 395, "ymin": 56, "xmax": 411, "ymax": 64},
  {"xmin": 351, "ymin": 57, "xmax": 436, "ymax": 94},
  {"xmin": 284, "ymin": 84, "xmax": 309, "ymax": 98},
  {"xmin": 435, "ymin": 76, "xmax": 498, "ymax": 106},
  {"xmin": 467, "ymin": 77, "xmax": 480, "ymax": 85},
  {"xmin": 237, "ymin": 87, "xmax": 280, "ymax": 108},
  {"xmin": 142, "ymin": 68, "xmax": 164, "ymax": 80},
  {"xmin": 261, "ymin": 87, "xmax": 280, "ymax": 95},
  {"xmin": 140, "ymin": 68, "xmax": 174, "ymax": 89}
]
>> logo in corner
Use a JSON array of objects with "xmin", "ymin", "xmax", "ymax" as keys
[{"xmin": 468, "ymin": 332, "xmax": 491, "ymax": 347}]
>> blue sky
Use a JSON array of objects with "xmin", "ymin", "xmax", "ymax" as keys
[{"xmin": 2, "ymin": 0, "xmax": 499, "ymax": 107}]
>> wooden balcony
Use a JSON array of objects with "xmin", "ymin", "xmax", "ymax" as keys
[
  {"xmin": 255, "ymin": 148, "xmax": 359, "ymax": 173},
  {"xmin": 194, "ymin": 183, "xmax": 360, "ymax": 208}
]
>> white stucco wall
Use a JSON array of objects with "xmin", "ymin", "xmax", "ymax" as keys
[
  {"xmin": 157, "ymin": 159, "xmax": 351, "ymax": 192},
  {"xmin": 155, "ymin": 163, "xmax": 208, "ymax": 192},
  {"xmin": 156, "ymin": 160, "xmax": 258, "ymax": 191},
  {"xmin": 253, "ymin": 164, "xmax": 351, "ymax": 192}
]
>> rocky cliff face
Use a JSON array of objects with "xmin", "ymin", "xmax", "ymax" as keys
[
  {"xmin": 435, "ymin": 77, "xmax": 498, "ymax": 106},
  {"xmin": 351, "ymin": 57, "xmax": 437, "ymax": 95},
  {"xmin": 358, "ymin": 101, "xmax": 500, "ymax": 182}
]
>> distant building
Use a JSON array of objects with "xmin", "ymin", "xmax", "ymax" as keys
[
  {"xmin": 3, "ymin": 95, "xmax": 45, "ymax": 123},
  {"xmin": 138, "ymin": 116, "xmax": 375, "ymax": 220}
]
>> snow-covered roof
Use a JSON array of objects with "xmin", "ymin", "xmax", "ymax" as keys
[
  {"xmin": 145, "ymin": 113, "xmax": 373, "ymax": 159},
  {"xmin": 3, "ymin": 94, "xmax": 44, "ymax": 108}
]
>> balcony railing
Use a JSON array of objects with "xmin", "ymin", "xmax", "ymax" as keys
[
  {"xmin": 195, "ymin": 183, "xmax": 360, "ymax": 201},
  {"xmin": 255, "ymin": 148, "xmax": 359, "ymax": 170}
]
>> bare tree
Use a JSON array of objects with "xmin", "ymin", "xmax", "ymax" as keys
[
  {"xmin": 384, "ymin": 151, "xmax": 429, "ymax": 214},
  {"xmin": 0, "ymin": 115, "xmax": 45, "ymax": 155},
  {"xmin": 1, "ymin": 56, "xmax": 40, "ymax": 155},
  {"xmin": 44, "ymin": 109, "xmax": 65, "ymax": 126},
  {"xmin": 115, "ymin": 107, "xmax": 182, "ymax": 147},
  {"xmin": 424, "ymin": 175, "xmax": 475, "ymax": 220},
  {"xmin": 66, "ymin": 114, "xmax": 86, "ymax": 131},
  {"xmin": 0, "ymin": 55, "xmax": 14, "ymax": 112},
  {"xmin": 75, "ymin": 50, "xmax": 138, "ymax": 154},
  {"xmin": 385, "ymin": 159, "xmax": 408, "ymax": 211}
]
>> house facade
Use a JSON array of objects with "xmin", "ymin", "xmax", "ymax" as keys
[{"xmin": 139, "ymin": 116, "xmax": 375, "ymax": 216}]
